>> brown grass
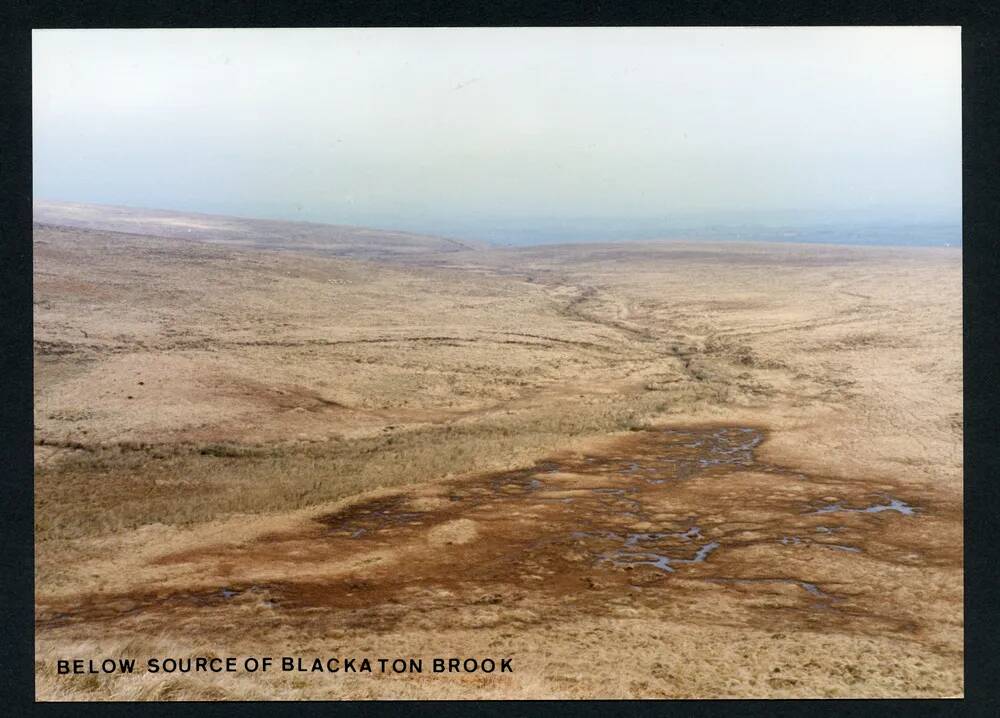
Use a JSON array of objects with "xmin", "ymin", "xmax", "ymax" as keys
[
  {"xmin": 36, "ymin": 396, "xmax": 671, "ymax": 542},
  {"xmin": 32, "ymin": 207, "xmax": 962, "ymax": 699}
]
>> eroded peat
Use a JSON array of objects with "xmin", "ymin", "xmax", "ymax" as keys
[{"xmin": 37, "ymin": 424, "xmax": 956, "ymax": 644}]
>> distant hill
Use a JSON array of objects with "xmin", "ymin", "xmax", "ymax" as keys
[{"xmin": 33, "ymin": 200, "xmax": 485, "ymax": 260}]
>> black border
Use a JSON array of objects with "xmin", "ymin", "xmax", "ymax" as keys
[{"xmin": 2, "ymin": 2, "xmax": 998, "ymax": 716}]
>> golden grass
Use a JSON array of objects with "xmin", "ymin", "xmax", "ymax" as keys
[
  {"xmin": 32, "ymin": 215, "xmax": 963, "ymax": 699},
  {"xmin": 36, "ymin": 393, "xmax": 678, "ymax": 542}
]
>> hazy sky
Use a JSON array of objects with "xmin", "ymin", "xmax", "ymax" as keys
[{"xmin": 33, "ymin": 27, "xmax": 961, "ymax": 237}]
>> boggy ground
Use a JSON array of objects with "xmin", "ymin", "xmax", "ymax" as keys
[
  {"xmin": 34, "ymin": 203, "xmax": 962, "ymax": 699},
  {"xmin": 35, "ymin": 425, "xmax": 962, "ymax": 699}
]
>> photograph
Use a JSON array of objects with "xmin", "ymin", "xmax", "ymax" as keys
[{"xmin": 31, "ymin": 26, "xmax": 963, "ymax": 700}]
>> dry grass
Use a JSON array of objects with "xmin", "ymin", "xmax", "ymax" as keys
[
  {"xmin": 33, "ymin": 204, "xmax": 963, "ymax": 699},
  {"xmin": 36, "ymin": 395, "xmax": 671, "ymax": 542}
]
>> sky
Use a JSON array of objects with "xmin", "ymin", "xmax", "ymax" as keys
[{"xmin": 33, "ymin": 27, "xmax": 962, "ymax": 242}]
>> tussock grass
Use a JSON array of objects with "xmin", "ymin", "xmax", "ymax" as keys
[{"xmin": 36, "ymin": 395, "xmax": 675, "ymax": 542}]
